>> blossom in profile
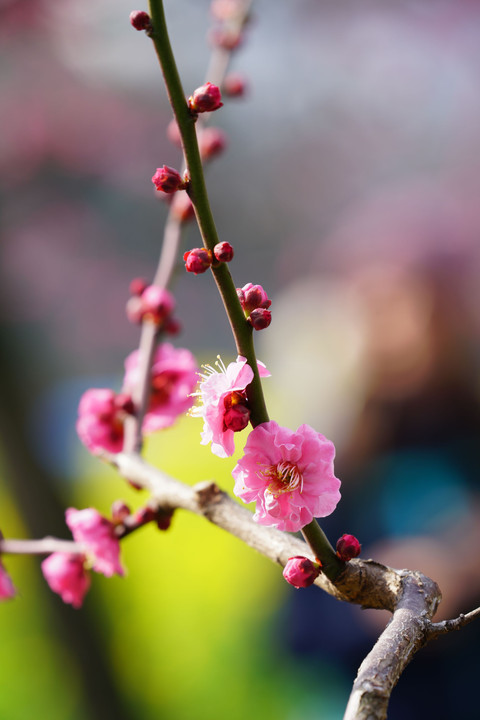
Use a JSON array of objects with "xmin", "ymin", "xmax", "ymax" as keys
[
  {"xmin": 0, "ymin": 561, "xmax": 16, "ymax": 601},
  {"xmin": 191, "ymin": 355, "xmax": 270, "ymax": 458},
  {"xmin": 123, "ymin": 343, "xmax": 198, "ymax": 432},
  {"xmin": 76, "ymin": 388, "xmax": 131, "ymax": 454},
  {"xmin": 65, "ymin": 507, "xmax": 124, "ymax": 578},
  {"xmin": 233, "ymin": 421, "xmax": 341, "ymax": 532},
  {"xmin": 41, "ymin": 553, "xmax": 91, "ymax": 609}
]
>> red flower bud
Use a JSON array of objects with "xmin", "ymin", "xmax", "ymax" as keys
[
  {"xmin": 336, "ymin": 534, "xmax": 361, "ymax": 562},
  {"xmin": 213, "ymin": 241, "xmax": 234, "ymax": 263},
  {"xmin": 152, "ymin": 165, "xmax": 185, "ymax": 193},
  {"xmin": 188, "ymin": 82, "xmax": 223, "ymax": 113},
  {"xmin": 199, "ymin": 127, "xmax": 227, "ymax": 161},
  {"xmin": 223, "ymin": 391, "xmax": 250, "ymax": 432},
  {"xmin": 238, "ymin": 283, "xmax": 271, "ymax": 313},
  {"xmin": 223, "ymin": 73, "xmax": 247, "ymax": 98},
  {"xmin": 184, "ymin": 248, "xmax": 213, "ymax": 274},
  {"xmin": 129, "ymin": 277, "xmax": 148, "ymax": 297},
  {"xmin": 156, "ymin": 509, "xmax": 174, "ymax": 531},
  {"xmin": 248, "ymin": 308, "xmax": 271, "ymax": 330},
  {"xmin": 283, "ymin": 556, "xmax": 321, "ymax": 588},
  {"xmin": 129, "ymin": 11, "xmax": 151, "ymax": 31},
  {"xmin": 208, "ymin": 27, "xmax": 243, "ymax": 50}
]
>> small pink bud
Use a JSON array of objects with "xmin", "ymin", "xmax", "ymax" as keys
[
  {"xmin": 111, "ymin": 500, "xmax": 131, "ymax": 524},
  {"xmin": 171, "ymin": 192, "xmax": 195, "ymax": 222},
  {"xmin": 141, "ymin": 285, "xmax": 175, "ymax": 324},
  {"xmin": 223, "ymin": 73, "xmax": 247, "ymax": 97},
  {"xmin": 283, "ymin": 556, "xmax": 321, "ymax": 589},
  {"xmin": 238, "ymin": 283, "xmax": 272, "ymax": 313},
  {"xmin": 188, "ymin": 82, "xmax": 223, "ymax": 113},
  {"xmin": 223, "ymin": 403, "xmax": 250, "ymax": 432},
  {"xmin": 129, "ymin": 10, "xmax": 151, "ymax": 31},
  {"xmin": 129, "ymin": 277, "xmax": 148, "ymax": 296},
  {"xmin": 208, "ymin": 27, "xmax": 243, "ymax": 50},
  {"xmin": 222, "ymin": 390, "xmax": 250, "ymax": 432},
  {"xmin": 152, "ymin": 165, "xmax": 185, "ymax": 193},
  {"xmin": 213, "ymin": 241, "xmax": 234, "ymax": 263},
  {"xmin": 184, "ymin": 248, "xmax": 213, "ymax": 274},
  {"xmin": 336, "ymin": 534, "xmax": 361, "ymax": 562},
  {"xmin": 132, "ymin": 506, "xmax": 157, "ymax": 526},
  {"xmin": 199, "ymin": 127, "xmax": 227, "ymax": 161},
  {"xmin": 248, "ymin": 308, "xmax": 272, "ymax": 330}
]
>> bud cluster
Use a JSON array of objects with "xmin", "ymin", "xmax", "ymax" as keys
[
  {"xmin": 237, "ymin": 283, "xmax": 272, "ymax": 330},
  {"xmin": 126, "ymin": 281, "xmax": 178, "ymax": 331}
]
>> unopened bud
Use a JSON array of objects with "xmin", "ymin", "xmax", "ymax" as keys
[
  {"xmin": 283, "ymin": 556, "xmax": 321, "ymax": 588},
  {"xmin": 129, "ymin": 277, "xmax": 148, "ymax": 296},
  {"xmin": 188, "ymin": 82, "xmax": 223, "ymax": 113},
  {"xmin": 238, "ymin": 283, "xmax": 271, "ymax": 313},
  {"xmin": 213, "ymin": 241, "xmax": 234, "ymax": 263},
  {"xmin": 223, "ymin": 73, "xmax": 247, "ymax": 97},
  {"xmin": 156, "ymin": 509, "xmax": 174, "ymax": 531},
  {"xmin": 129, "ymin": 10, "xmax": 151, "ymax": 31},
  {"xmin": 152, "ymin": 165, "xmax": 185, "ymax": 193},
  {"xmin": 223, "ymin": 391, "xmax": 250, "ymax": 432},
  {"xmin": 248, "ymin": 308, "xmax": 271, "ymax": 330},
  {"xmin": 336, "ymin": 534, "xmax": 361, "ymax": 562},
  {"xmin": 199, "ymin": 127, "xmax": 227, "ymax": 161},
  {"xmin": 184, "ymin": 248, "xmax": 213, "ymax": 274},
  {"xmin": 208, "ymin": 27, "xmax": 243, "ymax": 50}
]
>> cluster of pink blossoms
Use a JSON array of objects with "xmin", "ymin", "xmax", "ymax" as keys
[
  {"xmin": 41, "ymin": 507, "xmax": 124, "ymax": 608},
  {"xmin": 77, "ymin": 343, "xmax": 198, "ymax": 454},
  {"xmin": 191, "ymin": 356, "xmax": 270, "ymax": 458}
]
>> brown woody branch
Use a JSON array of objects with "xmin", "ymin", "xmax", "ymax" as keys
[{"xmin": 108, "ymin": 450, "xmax": 480, "ymax": 720}]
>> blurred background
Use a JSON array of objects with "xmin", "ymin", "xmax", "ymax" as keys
[{"xmin": 2, "ymin": 0, "xmax": 480, "ymax": 717}]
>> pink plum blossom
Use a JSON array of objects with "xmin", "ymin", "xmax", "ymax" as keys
[
  {"xmin": 76, "ymin": 388, "xmax": 127, "ymax": 455},
  {"xmin": 65, "ymin": 508, "xmax": 124, "ymax": 577},
  {"xmin": 232, "ymin": 421, "xmax": 341, "ymax": 532},
  {"xmin": 41, "ymin": 553, "xmax": 91, "ymax": 609},
  {"xmin": 191, "ymin": 355, "xmax": 270, "ymax": 458},
  {"xmin": 123, "ymin": 343, "xmax": 198, "ymax": 432},
  {"xmin": 0, "ymin": 561, "xmax": 16, "ymax": 601}
]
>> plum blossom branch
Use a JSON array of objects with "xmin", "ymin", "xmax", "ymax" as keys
[
  {"xmin": 107, "ymin": 450, "xmax": 480, "ymax": 720},
  {"xmin": 147, "ymin": 0, "xmax": 269, "ymax": 427},
  {"xmin": 124, "ymin": 0, "xmax": 257, "ymax": 452}
]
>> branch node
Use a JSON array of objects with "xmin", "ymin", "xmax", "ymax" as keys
[{"xmin": 194, "ymin": 481, "xmax": 223, "ymax": 509}]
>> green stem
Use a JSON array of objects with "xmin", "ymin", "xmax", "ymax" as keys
[
  {"xmin": 301, "ymin": 520, "xmax": 344, "ymax": 582},
  {"xmin": 147, "ymin": 0, "xmax": 269, "ymax": 426}
]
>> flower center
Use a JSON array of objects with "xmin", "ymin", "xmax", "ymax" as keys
[{"xmin": 263, "ymin": 460, "xmax": 303, "ymax": 497}]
